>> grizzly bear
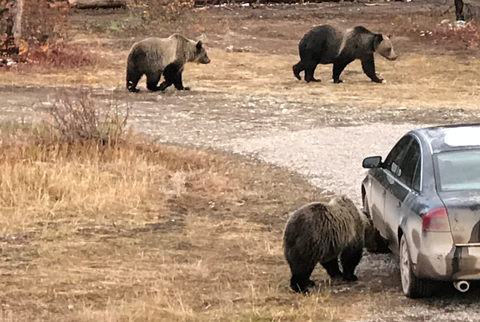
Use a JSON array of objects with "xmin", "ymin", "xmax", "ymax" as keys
[
  {"xmin": 126, "ymin": 34, "xmax": 211, "ymax": 93},
  {"xmin": 293, "ymin": 25, "xmax": 397, "ymax": 84},
  {"xmin": 283, "ymin": 195, "xmax": 369, "ymax": 293}
]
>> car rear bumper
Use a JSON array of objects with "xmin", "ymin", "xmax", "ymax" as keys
[{"xmin": 415, "ymin": 245, "xmax": 480, "ymax": 281}]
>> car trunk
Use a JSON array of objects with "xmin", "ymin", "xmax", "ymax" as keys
[{"xmin": 439, "ymin": 191, "xmax": 480, "ymax": 244}]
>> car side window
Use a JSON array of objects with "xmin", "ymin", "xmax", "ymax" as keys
[
  {"xmin": 400, "ymin": 140, "xmax": 421, "ymax": 191},
  {"xmin": 384, "ymin": 136, "xmax": 412, "ymax": 177},
  {"xmin": 412, "ymin": 157, "xmax": 421, "ymax": 192}
]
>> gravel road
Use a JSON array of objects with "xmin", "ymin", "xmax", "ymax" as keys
[{"xmin": 2, "ymin": 86, "xmax": 480, "ymax": 321}]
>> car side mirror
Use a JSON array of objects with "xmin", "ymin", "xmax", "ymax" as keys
[{"xmin": 362, "ymin": 156, "xmax": 383, "ymax": 169}]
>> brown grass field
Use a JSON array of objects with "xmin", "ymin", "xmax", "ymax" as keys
[
  {"xmin": 4, "ymin": 48, "xmax": 480, "ymax": 110},
  {"xmin": 0, "ymin": 122, "xmax": 337, "ymax": 322},
  {"xmin": 2, "ymin": 5, "xmax": 480, "ymax": 110},
  {"xmin": 1, "ymin": 1, "xmax": 480, "ymax": 321}
]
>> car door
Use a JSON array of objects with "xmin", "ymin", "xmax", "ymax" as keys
[
  {"xmin": 383, "ymin": 137, "xmax": 422, "ymax": 253},
  {"xmin": 370, "ymin": 135, "xmax": 413, "ymax": 238}
]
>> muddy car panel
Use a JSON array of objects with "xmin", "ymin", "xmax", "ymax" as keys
[
  {"xmin": 362, "ymin": 123, "xmax": 480, "ymax": 283},
  {"xmin": 438, "ymin": 192, "xmax": 480, "ymax": 244}
]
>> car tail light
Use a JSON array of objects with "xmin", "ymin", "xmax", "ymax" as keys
[{"xmin": 422, "ymin": 207, "xmax": 451, "ymax": 232}]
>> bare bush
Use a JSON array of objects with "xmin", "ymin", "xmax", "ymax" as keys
[
  {"xmin": 1, "ymin": 0, "xmax": 94, "ymax": 68},
  {"xmin": 44, "ymin": 89, "xmax": 132, "ymax": 145},
  {"xmin": 129, "ymin": 0, "xmax": 195, "ymax": 24},
  {"xmin": 21, "ymin": 0, "xmax": 69, "ymax": 47},
  {"xmin": 21, "ymin": 43, "xmax": 96, "ymax": 69},
  {"xmin": 437, "ymin": 20, "xmax": 480, "ymax": 49}
]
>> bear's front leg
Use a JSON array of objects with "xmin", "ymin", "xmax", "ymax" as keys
[
  {"xmin": 164, "ymin": 63, "xmax": 189, "ymax": 91},
  {"xmin": 332, "ymin": 58, "xmax": 354, "ymax": 84},
  {"xmin": 321, "ymin": 258, "xmax": 343, "ymax": 278},
  {"xmin": 158, "ymin": 81, "xmax": 173, "ymax": 91},
  {"xmin": 361, "ymin": 55, "xmax": 384, "ymax": 83},
  {"xmin": 174, "ymin": 72, "xmax": 190, "ymax": 91},
  {"xmin": 340, "ymin": 244, "xmax": 363, "ymax": 282}
]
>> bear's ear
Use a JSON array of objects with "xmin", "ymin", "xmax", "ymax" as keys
[
  {"xmin": 196, "ymin": 41, "xmax": 203, "ymax": 50},
  {"xmin": 373, "ymin": 34, "xmax": 384, "ymax": 51}
]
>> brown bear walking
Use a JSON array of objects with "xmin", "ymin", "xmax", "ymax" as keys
[
  {"xmin": 283, "ymin": 196, "xmax": 369, "ymax": 293},
  {"xmin": 126, "ymin": 34, "xmax": 211, "ymax": 93},
  {"xmin": 293, "ymin": 25, "xmax": 397, "ymax": 84}
]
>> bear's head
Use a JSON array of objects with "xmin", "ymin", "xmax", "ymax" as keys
[
  {"xmin": 193, "ymin": 41, "xmax": 211, "ymax": 64},
  {"xmin": 373, "ymin": 34, "xmax": 397, "ymax": 61}
]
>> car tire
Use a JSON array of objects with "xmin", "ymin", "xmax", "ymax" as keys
[
  {"xmin": 363, "ymin": 196, "xmax": 390, "ymax": 253},
  {"xmin": 399, "ymin": 234, "xmax": 432, "ymax": 298}
]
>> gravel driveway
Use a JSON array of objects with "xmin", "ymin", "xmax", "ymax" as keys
[{"xmin": 2, "ymin": 86, "xmax": 480, "ymax": 321}]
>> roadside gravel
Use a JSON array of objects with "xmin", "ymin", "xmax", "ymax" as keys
[{"xmin": 219, "ymin": 124, "xmax": 420, "ymax": 205}]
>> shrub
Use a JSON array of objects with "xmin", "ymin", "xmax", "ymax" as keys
[
  {"xmin": 128, "ymin": 0, "xmax": 195, "ymax": 24},
  {"xmin": 21, "ymin": 0, "xmax": 69, "ymax": 47},
  {"xmin": 436, "ymin": 20, "xmax": 480, "ymax": 49},
  {"xmin": 20, "ymin": 42, "xmax": 96, "ymax": 69},
  {"xmin": 44, "ymin": 89, "xmax": 132, "ymax": 146}
]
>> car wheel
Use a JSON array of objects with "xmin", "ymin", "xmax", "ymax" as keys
[
  {"xmin": 399, "ymin": 234, "xmax": 432, "ymax": 298},
  {"xmin": 363, "ymin": 196, "xmax": 390, "ymax": 253}
]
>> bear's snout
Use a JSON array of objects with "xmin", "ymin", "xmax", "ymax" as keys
[
  {"xmin": 388, "ymin": 52, "xmax": 398, "ymax": 61},
  {"xmin": 201, "ymin": 57, "xmax": 211, "ymax": 64}
]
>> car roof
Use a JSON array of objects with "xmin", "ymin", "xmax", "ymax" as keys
[{"xmin": 411, "ymin": 123, "xmax": 480, "ymax": 154}]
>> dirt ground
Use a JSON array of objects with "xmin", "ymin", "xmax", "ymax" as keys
[{"xmin": 1, "ymin": 1, "xmax": 480, "ymax": 321}]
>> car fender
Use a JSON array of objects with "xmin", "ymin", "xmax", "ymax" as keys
[
  {"xmin": 361, "ymin": 173, "xmax": 373, "ymax": 211},
  {"xmin": 397, "ymin": 193, "xmax": 420, "ymax": 263}
]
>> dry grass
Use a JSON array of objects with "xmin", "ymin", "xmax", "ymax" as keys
[
  {"xmin": 0, "ymin": 122, "xmax": 352, "ymax": 322},
  {"xmin": 2, "ymin": 47, "xmax": 480, "ymax": 110},
  {"xmin": 1, "ymin": 4, "xmax": 480, "ymax": 111},
  {"xmin": 187, "ymin": 49, "xmax": 480, "ymax": 110}
]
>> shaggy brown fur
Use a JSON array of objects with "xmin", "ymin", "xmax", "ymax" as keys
[
  {"xmin": 283, "ymin": 195, "xmax": 369, "ymax": 293},
  {"xmin": 126, "ymin": 34, "xmax": 210, "ymax": 93}
]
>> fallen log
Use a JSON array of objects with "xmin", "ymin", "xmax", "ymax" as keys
[{"xmin": 69, "ymin": 0, "xmax": 127, "ymax": 9}]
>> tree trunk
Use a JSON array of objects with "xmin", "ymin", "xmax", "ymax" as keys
[
  {"xmin": 455, "ymin": 0, "xmax": 465, "ymax": 21},
  {"xmin": 69, "ymin": 0, "xmax": 127, "ymax": 9},
  {"xmin": 12, "ymin": 0, "xmax": 23, "ymax": 47}
]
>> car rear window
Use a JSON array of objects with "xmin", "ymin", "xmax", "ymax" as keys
[{"xmin": 436, "ymin": 149, "xmax": 480, "ymax": 191}]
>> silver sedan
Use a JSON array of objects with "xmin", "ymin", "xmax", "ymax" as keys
[{"xmin": 361, "ymin": 124, "xmax": 480, "ymax": 298}]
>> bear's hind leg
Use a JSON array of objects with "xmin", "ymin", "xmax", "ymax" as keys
[
  {"xmin": 288, "ymin": 257, "xmax": 317, "ymax": 293},
  {"xmin": 126, "ymin": 71, "xmax": 142, "ymax": 93},
  {"xmin": 340, "ymin": 244, "xmax": 363, "ymax": 282},
  {"xmin": 292, "ymin": 61, "xmax": 305, "ymax": 81},
  {"xmin": 146, "ymin": 71, "xmax": 162, "ymax": 92},
  {"xmin": 304, "ymin": 61, "xmax": 320, "ymax": 83},
  {"xmin": 321, "ymin": 258, "xmax": 342, "ymax": 279}
]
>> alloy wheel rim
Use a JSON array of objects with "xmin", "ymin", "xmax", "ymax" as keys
[{"xmin": 400, "ymin": 237, "xmax": 411, "ymax": 294}]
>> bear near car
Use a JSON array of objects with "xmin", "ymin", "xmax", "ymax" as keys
[
  {"xmin": 126, "ymin": 34, "xmax": 211, "ymax": 93},
  {"xmin": 283, "ymin": 195, "xmax": 369, "ymax": 293},
  {"xmin": 292, "ymin": 25, "xmax": 397, "ymax": 84}
]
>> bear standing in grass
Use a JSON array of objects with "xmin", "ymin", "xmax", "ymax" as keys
[
  {"xmin": 126, "ymin": 34, "xmax": 211, "ymax": 93},
  {"xmin": 293, "ymin": 25, "xmax": 397, "ymax": 84},
  {"xmin": 283, "ymin": 195, "xmax": 369, "ymax": 293}
]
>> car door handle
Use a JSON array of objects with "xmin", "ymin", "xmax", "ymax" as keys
[
  {"xmin": 383, "ymin": 190, "xmax": 387, "ymax": 196},
  {"xmin": 397, "ymin": 201, "xmax": 401, "ymax": 208}
]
